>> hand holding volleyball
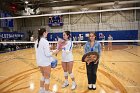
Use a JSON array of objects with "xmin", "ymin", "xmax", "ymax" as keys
[{"xmin": 50, "ymin": 57, "xmax": 58, "ymax": 68}]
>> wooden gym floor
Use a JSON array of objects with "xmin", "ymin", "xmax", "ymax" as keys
[{"xmin": 0, "ymin": 45, "xmax": 140, "ymax": 93}]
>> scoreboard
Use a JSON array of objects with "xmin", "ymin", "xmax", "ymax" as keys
[
  {"xmin": 48, "ymin": 15, "xmax": 63, "ymax": 27},
  {"xmin": 0, "ymin": 11, "xmax": 14, "ymax": 28}
]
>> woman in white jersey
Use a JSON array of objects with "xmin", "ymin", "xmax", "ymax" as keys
[
  {"xmin": 35, "ymin": 28, "xmax": 58, "ymax": 93},
  {"xmin": 61, "ymin": 31, "xmax": 77, "ymax": 90}
]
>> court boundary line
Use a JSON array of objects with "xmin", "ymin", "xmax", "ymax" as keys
[{"xmin": 122, "ymin": 46, "xmax": 140, "ymax": 58}]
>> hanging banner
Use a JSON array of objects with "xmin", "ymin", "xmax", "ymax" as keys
[{"xmin": 0, "ymin": 32, "xmax": 24, "ymax": 40}]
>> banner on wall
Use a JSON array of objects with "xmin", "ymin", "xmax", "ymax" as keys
[
  {"xmin": 0, "ymin": 32, "xmax": 24, "ymax": 40},
  {"xmin": 96, "ymin": 30, "xmax": 138, "ymax": 40}
]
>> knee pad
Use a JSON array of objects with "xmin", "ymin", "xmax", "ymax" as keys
[
  {"xmin": 45, "ymin": 78, "xmax": 50, "ymax": 84},
  {"xmin": 64, "ymin": 72, "xmax": 68, "ymax": 77},
  {"xmin": 69, "ymin": 73, "xmax": 74, "ymax": 78},
  {"xmin": 40, "ymin": 76, "xmax": 45, "ymax": 81}
]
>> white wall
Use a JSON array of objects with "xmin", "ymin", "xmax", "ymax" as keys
[
  {"xmin": 52, "ymin": 11, "xmax": 138, "ymax": 32},
  {"xmin": 13, "ymin": 10, "xmax": 139, "ymax": 37}
]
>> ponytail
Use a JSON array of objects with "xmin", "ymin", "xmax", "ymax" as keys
[
  {"xmin": 37, "ymin": 28, "xmax": 47, "ymax": 48},
  {"xmin": 37, "ymin": 35, "xmax": 40, "ymax": 48}
]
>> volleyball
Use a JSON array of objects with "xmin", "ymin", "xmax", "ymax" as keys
[{"xmin": 50, "ymin": 57, "xmax": 58, "ymax": 68}]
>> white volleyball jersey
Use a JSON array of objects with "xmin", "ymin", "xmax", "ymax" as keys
[
  {"xmin": 35, "ymin": 38, "xmax": 52, "ymax": 66},
  {"xmin": 62, "ymin": 40, "xmax": 73, "ymax": 62}
]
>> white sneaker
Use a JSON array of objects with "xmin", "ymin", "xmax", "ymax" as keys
[
  {"xmin": 62, "ymin": 81, "xmax": 69, "ymax": 88},
  {"xmin": 71, "ymin": 82, "xmax": 77, "ymax": 90},
  {"xmin": 45, "ymin": 91, "xmax": 54, "ymax": 93},
  {"xmin": 39, "ymin": 89, "xmax": 45, "ymax": 93},
  {"xmin": 88, "ymin": 84, "xmax": 92, "ymax": 90},
  {"xmin": 92, "ymin": 84, "xmax": 96, "ymax": 90},
  {"xmin": 39, "ymin": 88, "xmax": 45, "ymax": 93}
]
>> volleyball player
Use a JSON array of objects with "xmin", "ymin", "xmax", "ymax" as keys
[
  {"xmin": 61, "ymin": 31, "xmax": 77, "ymax": 90},
  {"xmin": 108, "ymin": 34, "xmax": 113, "ymax": 50},
  {"xmin": 35, "ymin": 28, "xmax": 58, "ymax": 93}
]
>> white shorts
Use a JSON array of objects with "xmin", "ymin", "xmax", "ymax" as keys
[
  {"xmin": 36, "ymin": 58, "xmax": 52, "ymax": 67},
  {"xmin": 37, "ymin": 61, "xmax": 51, "ymax": 67},
  {"xmin": 62, "ymin": 52, "xmax": 73, "ymax": 62}
]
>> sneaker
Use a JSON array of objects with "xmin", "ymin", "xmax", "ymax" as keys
[
  {"xmin": 71, "ymin": 82, "xmax": 77, "ymax": 90},
  {"xmin": 88, "ymin": 84, "xmax": 92, "ymax": 90},
  {"xmin": 92, "ymin": 84, "xmax": 96, "ymax": 90},
  {"xmin": 39, "ymin": 88, "xmax": 45, "ymax": 93},
  {"xmin": 62, "ymin": 81, "xmax": 69, "ymax": 88},
  {"xmin": 44, "ymin": 91, "xmax": 54, "ymax": 93}
]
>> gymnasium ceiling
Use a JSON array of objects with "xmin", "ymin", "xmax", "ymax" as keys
[{"xmin": 0, "ymin": 0, "xmax": 140, "ymax": 15}]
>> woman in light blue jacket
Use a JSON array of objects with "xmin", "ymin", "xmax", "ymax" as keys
[{"xmin": 84, "ymin": 32, "xmax": 101, "ymax": 90}]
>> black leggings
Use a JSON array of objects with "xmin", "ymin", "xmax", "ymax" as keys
[{"xmin": 86, "ymin": 61, "xmax": 99, "ymax": 84}]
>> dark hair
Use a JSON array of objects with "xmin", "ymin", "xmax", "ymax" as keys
[
  {"xmin": 89, "ymin": 32, "xmax": 96, "ymax": 41},
  {"xmin": 64, "ymin": 31, "xmax": 71, "ymax": 39},
  {"xmin": 37, "ymin": 28, "xmax": 46, "ymax": 48}
]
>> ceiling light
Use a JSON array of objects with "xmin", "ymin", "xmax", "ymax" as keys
[{"xmin": 25, "ymin": 1, "xmax": 29, "ymax": 4}]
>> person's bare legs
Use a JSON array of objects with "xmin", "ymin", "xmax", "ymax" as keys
[
  {"xmin": 62, "ymin": 62, "xmax": 69, "ymax": 88},
  {"xmin": 67, "ymin": 62, "xmax": 74, "ymax": 81},
  {"xmin": 62, "ymin": 62, "xmax": 68, "ymax": 79},
  {"xmin": 43, "ymin": 65, "xmax": 51, "ymax": 92},
  {"xmin": 67, "ymin": 61, "xmax": 77, "ymax": 90},
  {"xmin": 39, "ymin": 66, "xmax": 45, "ymax": 92}
]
